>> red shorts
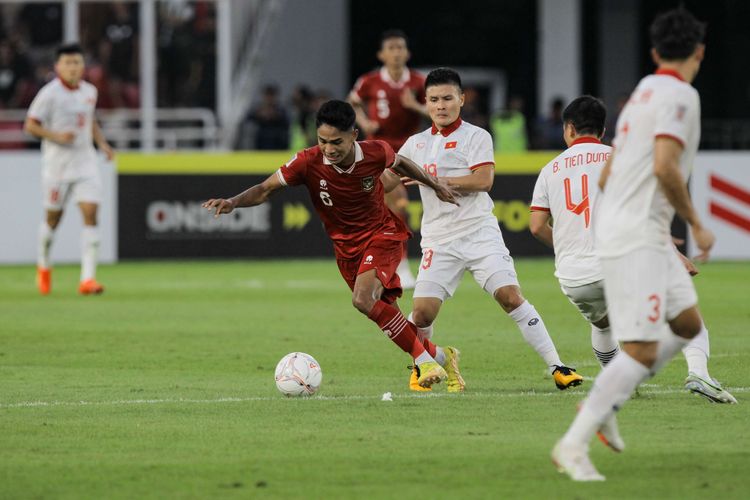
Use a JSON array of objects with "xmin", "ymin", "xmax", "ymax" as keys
[{"xmin": 336, "ymin": 238, "xmax": 403, "ymax": 304}]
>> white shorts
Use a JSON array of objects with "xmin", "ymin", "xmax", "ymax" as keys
[
  {"xmin": 601, "ymin": 246, "xmax": 698, "ymax": 342},
  {"xmin": 42, "ymin": 175, "xmax": 102, "ymax": 211},
  {"xmin": 414, "ymin": 224, "xmax": 519, "ymax": 302},
  {"xmin": 561, "ymin": 280, "xmax": 608, "ymax": 324}
]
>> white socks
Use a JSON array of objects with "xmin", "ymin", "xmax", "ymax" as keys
[
  {"xmin": 38, "ymin": 222, "xmax": 55, "ymax": 269},
  {"xmin": 650, "ymin": 331, "xmax": 690, "ymax": 375},
  {"xmin": 591, "ymin": 324, "xmax": 619, "ymax": 367},
  {"xmin": 562, "ymin": 352, "xmax": 651, "ymax": 446},
  {"xmin": 683, "ymin": 323, "xmax": 710, "ymax": 379},
  {"xmin": 81, "ymin": 225, "xmax": 100, "ymax": 281},
  {"xmin": 509, "ymin": 301, "xmax": 562, "ymax": 370}
]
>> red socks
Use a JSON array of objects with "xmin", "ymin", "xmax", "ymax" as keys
[{"xmin": 367, "ymin": 301, "xmax": 426, "ymax": 359}]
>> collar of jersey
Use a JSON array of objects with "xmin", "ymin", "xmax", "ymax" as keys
[
  {"xmin": 380, "ymin": 66, "xmax": 411, "ymax": 87},
  {"xmin": 654, "ymin": 68, "xmax": 685, "ymax": 81},
  {"xmin": 431, "ymin": 118, "xmax": 462, "ymax": 137},
  {"xmin": 57, "ymin": 76, "xmax": 80, "ymax": 90},
  {"xmin": 324, "ymin": 142, "xmax": 364, "ymax": 174},
  {"xmin": 570, "ymin": 136, "xmax": 602, "ymax": 146}
]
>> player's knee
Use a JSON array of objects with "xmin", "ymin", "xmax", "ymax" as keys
[{"xmin": 494, "ymin": 286, "xmax": 524, "ymax": 313}]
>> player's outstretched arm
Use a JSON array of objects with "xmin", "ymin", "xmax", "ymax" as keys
[
  {"xmin": 392, "ymin": 154, "xmax": 459, "ymax": 205},
  {"xmin": 654, "ymin": 136, "xmax": 714, "ymax": 260},
  {"xmin": 92, "ymin": 120, "xmax": 114, "ymax": 161},
  {"xmin": 23, "ymin": 117, "xmax": 75, "ymax": 145},
  {"xmin": 203, "ymin": 172, "xmax": 285, "ymax": 218},
  {"xmin": 529, "ymin": 211, "xmax": 554, "ymax": 248}
]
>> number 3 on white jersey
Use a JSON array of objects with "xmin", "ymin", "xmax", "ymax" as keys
[{"xmin": 320, "ymin": 191, "xmax": 333, "ymax": 206}]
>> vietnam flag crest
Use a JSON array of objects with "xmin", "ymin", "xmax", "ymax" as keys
[{"xmin": 445, "ymin": 141, "xmax": 457, "ymax": 149}]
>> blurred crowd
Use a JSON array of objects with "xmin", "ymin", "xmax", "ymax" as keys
[{"xmin": 0, "ymin": 1, "xmax": 216, "ymax": 112}]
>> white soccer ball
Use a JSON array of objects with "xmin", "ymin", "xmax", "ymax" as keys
[{"xmin": 274, "ymin": 352, "xmax": 322, "ymax": 397}]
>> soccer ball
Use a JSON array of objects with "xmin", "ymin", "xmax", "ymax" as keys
[{"xmin": 274, "ymin": 352, "xmax": 322, "ymax": 397}]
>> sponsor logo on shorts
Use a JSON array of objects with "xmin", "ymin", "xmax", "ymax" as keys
[
  {"xmin": 528, "ymin": 318, "xmax": 539, "ymax": 326},
  {"xmin": 365, "ymin": 255, "xmax": 373, "ymax": 264},
  {"xmin": 320, "ymin": 179, "xmax": 327, "ymax": 188},
  {"xmin": 361, "ymin": 176, "xmax": 375, "ymax": 192}
]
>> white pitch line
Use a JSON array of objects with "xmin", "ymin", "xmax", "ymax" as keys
[{"xmin": 1, "ymin": 386, "xmax": 747, "ymax": 410}]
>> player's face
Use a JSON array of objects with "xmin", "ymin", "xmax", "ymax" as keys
[
  {"xmin": 377, "ymin": 37, "xmax": 409, "ymax": 68},
  {"xmin": 317, "ymin": 124, "xmax": 358, "ymax": 166},
  {"xmin": 55, "ymin": 53, "xmax": 85, "ymax": 85},
  {"xmin": 426, "ymin": 84, "xmax": 464, "ymax": 129}
]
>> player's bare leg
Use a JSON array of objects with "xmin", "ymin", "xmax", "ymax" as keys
[
  {"xmin": 495, "ymin": 285, "xmax": 582, "ymax": 389},
  {"xmin": 386, "ymin": 185, "xmax": 416, "ymax": 289},
  {"xmin": 78, "ymin": 202, "xmax": 104, "ymax": 295},
  {"xmin": 37, "ymin": 209, "xmax": 63, "ymax": 295},
  {"xmin": 353, "ymin": 270, "xmax": 445, "ymax": 388}
]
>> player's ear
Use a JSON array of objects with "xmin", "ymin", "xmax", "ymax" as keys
[
  {"xmin": 376, "ymin": 48, "xmax": 385, "ymax": 64},
  {"xmin": 650, "ymin": 47, "xmax": 660, "ymax": 65},
  {"xmin": 352, "ymin": 128, "xmax": 359, "ymax": 141}
]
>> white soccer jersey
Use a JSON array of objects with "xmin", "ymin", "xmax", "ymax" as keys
[
  {"xmin": 27, "ymin": 78, "xmax": 99, "ymax": 181},
  {"xmin": 399, "ymin": 119, "xmax": 496, "ymax": 247},
  {"xmin": 531, "ymin": 138, "xmax": 611, "ymax": 286},
  {"xmin": 596, "ymin": 69, "xmax": 701, "ymax": 257}
]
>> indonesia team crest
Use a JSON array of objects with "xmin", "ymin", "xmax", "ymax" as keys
[{"xmin": 361, "ymin": 176, "xmax": 375, "ymax": 192}]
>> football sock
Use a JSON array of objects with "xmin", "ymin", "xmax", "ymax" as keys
[
  {"xmin": 508, "ymin": 301, "xmax": 562, "ymax": 371},
  {"xmin": 683, "ymin": 323, "xmax": 710, "ymax": 379},
  {"xmin": 562, "ymin": 352, "xmax": 650, "ymax": 447},
  {"xmin": 81, "ymin": 225, "xmax": 100, "ymax": 281},
  {"xmin": 651, "ymin": 332, "xmax": 690, "ymax": 375},
  {"xmin": 38, "ymin": 222, "xmax": 55, "ymax": 269},
  {"xmin": 591, "ymin": 324, "xmax": 619, "ymax": 367},
  {"xmin": 368, "ymin": 301, "xmax": 429, "ymax": 360},
  {"xmin": 407, "ymin": 311, "xmax": 444, "ymax": 362}
]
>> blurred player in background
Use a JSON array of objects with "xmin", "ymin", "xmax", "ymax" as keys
[
  {"xmin": 397, "ymin": 68, "xmax": 582, "ymax": 393},
  {"xmin": 203, "ymin": 100, "xmax": 463, "ymax": 390},
  {"xmin": 530, "ymin": 94, "xmax": 735, "ymax": 404},
  {"xmin": 552, "ymin": 9, "xmax": 717, "ymax": 481},
  {"xmin": 348, "ymin": 29, "xmax": 428, "ymax": 289},
  {"xmin": 24, "ymin": 43, "xmax": 114, "ymax": 295}
]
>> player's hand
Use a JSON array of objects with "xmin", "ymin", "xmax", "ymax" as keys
[
  {"xmin": 433, "ymin": 179, "xmax": 460, "ymax": 206},
  {"xmin": 675, "ymin": 248, "xmax": 699, "ymax": 276},
  {"xmin": 54, "ymin": 131, "xmax": 76, "ymax": 145},
  {"xmin": 202, "ymin": 198, "xmax": 236, "ymax": 218},
  {"xmin": 691, "ymin": 224, "xmax": 715, "ymax": 262},
  {"xmin": 361, "ymin": 119, "xmax": 380, "ymax": 136},
  {"xmin": 101, "ymin": 142, "xmax": 115, "ymax": 161},
  {"xmin": 400, "ymin": 176, "xmax": 423, "ymax": 187},
  {"xmin": 400, "ymin": 89, "xmax": 419, "ymax": 111}
]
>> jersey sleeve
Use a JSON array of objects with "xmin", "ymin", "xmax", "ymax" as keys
[
  {"xmin": 276, "ymin": 151, "xmax": 308, "ymax": 186},
  {"xmin": 27, "ymin": 86, "xmax": 52, "ymax": 123},
  {"xmin": 653, "ymin": 90, "xmax": 696, "ymax": 147},
  {"xmin": 467, "ymin": 129, "xmax": 495, "ymax": 171},
  {"xmin": 397, "ymin": 134, "xmax": 415, "ymax": 160},
  {"xmin": 375, "ymin": 140, "xmax": 396, "ymax": 169},
  {"xmin": 351, "ymin": 75, "xmax": 369, "ymax": 101},
  {"xmin": 530, "ymin": 170, "xmax": 550, "ymax": 212}
]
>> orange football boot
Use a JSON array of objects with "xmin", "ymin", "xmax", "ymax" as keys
[
  {"xmin": 79, "ymin": 279, "xmax": 104, "ymax": 295},
  {"xmin": 37, "ymin": 267, "xmax": 51, "ymax": 295}
]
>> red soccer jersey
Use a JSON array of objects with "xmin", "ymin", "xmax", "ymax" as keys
[
  {"xmin": 351, "ymin": 67, "xmax": 426, "ymax": 151},
  {"xmin": 276, "ymin": 140, "xmax": 411, "ymax": 260}
]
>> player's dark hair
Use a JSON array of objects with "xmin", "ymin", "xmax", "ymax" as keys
[
  {"xmin": 425, "ymin": 68, "xmax": 462, "ymax": 91},
  {"xmin": 56, "ymin": 43, "xmax": 83, "ymax": 59},
  {"xmin": 562, "ymin": 95, "xmax": 606, "ymax": 137},
  {"xmin": 316, "ymin": 100, "xmax": 356, "ymax": 131},
  {"xmin": 380, "ymin": 29, "xmax": 408, "ymax": 48},
  {"xmin": 650, "ymin": 8, "xmax": 706, "ymax": 60}
]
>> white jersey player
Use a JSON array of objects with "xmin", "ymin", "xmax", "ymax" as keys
[
  {"xmin": 530, "ymin": 95, "xmax": 735, "ymax": 402},
  {"xmin": 552, "ymin": 10, "xmax": 720, "ymax": 482},
  {"xmin": 24, "ymin": 43, "xmax": 114, "ymax": 295},
  {"xmin": 395, "ymin": 68, "xmax": 583, "ymax": 393}
]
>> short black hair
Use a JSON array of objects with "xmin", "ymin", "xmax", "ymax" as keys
[
  {"xmin": 425, "ymin": 67, "xmax": 462, "ymax": 91},
  {"xmin": 650, "ymin": 8, "xmax": 706, "ymax": 60},
  {"xmin": 380, "ymin": 29, "xmax": 408, "ymax": 48},
  {"xmin": 56, "ymin": 43, "xmax": 83, "ymax": 59},
  {"xmin": 562, "ymin": 95, "xmax": 607, "ymax": 137},
  {"xmin": 316, "ymin": 100, "xmax": 356, "ymax": 131}
]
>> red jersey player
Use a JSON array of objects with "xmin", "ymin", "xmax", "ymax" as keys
[
  {"xmin": 203, "ymin": 100, "xmax": 463, "ymax": 390},
  {"xmin": 348, "ymin": 29, "xmax": 428, "ymax": 289}
]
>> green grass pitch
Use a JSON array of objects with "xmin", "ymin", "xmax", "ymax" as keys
[{"xmin": 1, "ymin": 259, "xmax": 748, "ymax": 499}]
